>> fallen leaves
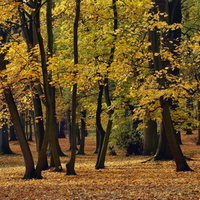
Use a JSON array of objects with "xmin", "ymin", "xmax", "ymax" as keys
[{"xmin": 0, "ymin": 133, "xmax": 200, "ymax": 199}]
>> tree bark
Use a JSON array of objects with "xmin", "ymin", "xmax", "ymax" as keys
[
  {"xmin": 4, "ymin": 88, "xmax": 37, "ymax": 179},
  {"xmin": 149, "ymin": 0, "xmax": 192, "ymax": 171},
  {"xmin": 160, "ymin": 97, "xmax": 192, "ymax": 171},
  {"xmin": 142, "ymin": 119, "xmax": 158, "ymax": 155},
  {"xmin": 95, "ymin": 84, "xmax": 105, "ymax": 155},
  {"xmin": 0, "ymin": 28, "xmax": 37, "ymax": 178},
  {"xmin": 66, "ymin": 84, "xmax": 78, "ymax": 175},
  {"xmin": 33, "ymin": 0, "xmax": 62, "ymax": 176},
  {"xmin": 77, "ymin": 111, "xmax": 86, "ymax": 155},
  {"xmin": 9, "ymin": 124, "xmax": 17, "ymax": 141},
  {"xmin": 66, "ymin": 0, "xmax": 81, "ymax": 175},
  {"xmin": 153, "ymin": 122, "xmax": 173, "ymax": 160},
  {"xmin": 95, "ymin": 0, "xmax": 117, "ymax": 169},
  {"xmin": 0, "ymin": 122, "xmax": 14, "ymax": 155}
]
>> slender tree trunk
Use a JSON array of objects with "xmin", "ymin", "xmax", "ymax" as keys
[
  {"xmin": 95, "ymin": 0, "xmax": 118, "ymax": 169},
  {"xmin": 185, "ymin": 98, "xmax": 194, "ymax": 135},
  {"xmin": 66, "ymin": 0, "xmax": 81, "ymax": 175},
  {"xmin": 96, "ymin": 79, "xmax": 114, "ymax": 169},
  {"xmin": 32, "ymin": 90, "xmax": 48, "ymax": 170},
  {"xmin": 67, "ymin": 109, "xmax": 72, "ymax": 150},
  {"xmin": 4, "ymin": 88, "xmax": 37, "ymax": 178},
  {"xmin": 95, "ymin": 84, "xmax": 105, "ymax": 155},
  {"xmin": 18, "ymin": 1, "xmax": 50, "ymax": 174},
  {"xmin": 66, "ymin": 84, "xmax": 78, "ymax": 175},
  {"xmin": 77, "ymin": 111, "xmax": 86, "ymax": 155},
  {"xmin": 0, "ymin": 27, "xmax": 37, "ymax": 178},
  {"xmin": 34, "ymin": 0, "xmax": 62, "ymax": 176},
  {"xmin": 94, "ymin": 129, "xmax": 100, "ymax": 154},
  {"xmin": 76, "ymin": 123, "xmax": 81, "ymax": 145}
]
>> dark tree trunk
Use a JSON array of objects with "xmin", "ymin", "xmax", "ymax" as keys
[
  {"xmin": 67, "ymin": 109, "xmax": 72, "ymax": 150},
  {"xmin": 76, "ymin": 123, "xmax": 81, "ymax": 145},
  {"xmin": 0, "ymin": 122, "xmax": 14, "ymax": 155},
  {"xmin": 94, "ymin": 128, "xmax": 100, "ymax": 154},
  {"xmin": 32, "ymin": 91, "xmax": 48, "ymax": 170},
  {"xmin": 176, "ymin": 131, "xmax": 182, "ymax": 145},
  {"xmin": 0, "ymin": 27, "xmax": 37, "ymax": 178},
  {"xmin": 26, "ymin": 110, "xmax": 33, "ymax": 141},
  {"xmin": 160, "ymin": 97, "xmax": 192, "ymax": 171},
  {"xmin": 66, "ymin": 84, "xmax": 78, "ymax": 175},
  {"xmin": 18, "ymin": 0, "xmax": 50, "ymax": 174},
  {"xmin": 77, "ymin": 111, "xmax": 86, "ymax": 155},
  {"xmin": 95, "ymin": 0, "xmax": 118, "ymax": 169},
  {"xmin": 58, "ymin": 120, "xmax": 66, "ymax": 138},
  {"xmin": 66, "ymin": 0, "xmax": 80, "ymax": 175},
  {"xmin": 153, "ymin": 122, "xmax": 173, "ymax": 160},
  {"xmin": 149, "ymin": 0, "xmax": 192, "ymax": 171},
  {"xmin": 95, "ymin": 84, "xmax": 105, "ymax": 155},
  {"xmin": 4, "ymin": 89, "xmax": 37, "ymax": 179},
  {"xmin": 33, "ymin": 0, "xmax": 62, "ymax": 177},
  {"xmin": 142, "ymin": 119, "xmax": 158, "ymax": 155},
  {"xmin": 9, "ymin": 124, "xmax": 17, "ymax": 141}
]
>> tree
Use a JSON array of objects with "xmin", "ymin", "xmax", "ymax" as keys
[
  {"xmin": 0, "ymin": 114, "xmax": 14, "ymax": 155},
  {"xmin": 77, "ymin": 110, "xmax": 87, "ymax": 155},
  {"xmin": 34, "ymin": 0, "xmax": 62, "ymax": 176},
  {"xmin": 149, "ymin": 0, "xmax": 192, "ymax": 171},
  {"xmin": 142, "ymin": 118, "xmax": 158, "ymax": 156},
  {"xmin": 66, "ymin": 0, "xmax": 81, "ymax": 175},
  {"xmin": 95, "ymin": 0, "xmax": 118, "ymax": 169},
  {"xmin": 0, "ymin": 23, "xmax": 38, "ymax": 179}
]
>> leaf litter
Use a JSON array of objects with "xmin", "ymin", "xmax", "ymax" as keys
[{"xmin": 0, "ymin": 132, "xmax": 200, "ymax": 199}]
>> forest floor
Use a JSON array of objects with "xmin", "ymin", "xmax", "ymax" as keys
[{"xmin": 1, "ymin": 132, "xmax": 200, "ymax": 200}]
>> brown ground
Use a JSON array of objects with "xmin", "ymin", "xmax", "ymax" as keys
[{"xmin": 0, "ymin": 132, "xmax": 200, "ymax": 200}]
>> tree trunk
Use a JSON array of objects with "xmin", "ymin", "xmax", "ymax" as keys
[
  {"xmin": 142, "ymin": 119, "xmax": 158, "ymax": 155},
  {"xmin": 67, "ymin": 109, "xmax": 72, "ymax": 150},
  {"xmin": 160, "ymin": 97, "xmax": 192, "ymax": 171},
  {"xmin": 185, "ymin": 98, "xmax": 194, "ymax": 135},
  {"xmin": 58, "ymin": 120, "xmax": 66, "ymax": 138},
  {"xmin": 94, "ymin": 128, "xmax": 100, "ymax": 154},
  {"xmin": 0, "ymin": 122, "xmax": 14, "ymax": 155},
  {"xmin": 4, "ymin": 88, "xmax": 37, "ymax": 179},
  {"xmin": 32, "ymin": 90, "xmax": 48, "ymax": 170},
  {"xmin": 66, "ymin": 0, "xmax": 81, "ymax": 175},
  {"xmin": 9, "ymin": 124, "xmax": 17, "ymax": 141},
  {"xmin": 33, "ymin": 0, "xmax": 62, "ymax": 176},
  {"xmin": 66, "ymin": 84, "xmax": 78, "ymax": 175},
  {"xmin": 76, "ymin": 123, "xmax": 81, "ymax": 145},
  {"xmin": 0, "ymin": 27, "xmax": 36, "ymax": 178},
  {"xmin": 95, "ymin": 84, "xmax": 105, "ymax": 156},
  {"xmin": 153, "ymin": 122, "xmax": 173, "ymax": 160},
  {"xmin": 77, "ymin": 111, "xmax": 86, "ymax": 155},
  {"xmin": 96, "ymin": 79, "xmax": 114, "ymax": 169},
  {"xmin": 149, "ymin": 0, "xmax": 192, "ymax": 171},
  {"xmin": 95, "ymin": 0, "xmax": 117, "ymax": 169}
]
